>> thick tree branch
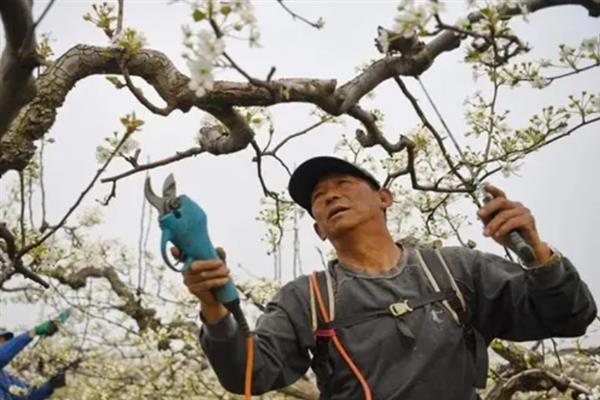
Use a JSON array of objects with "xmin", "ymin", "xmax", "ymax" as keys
[
  {"xmin": 1, "ymin": 0, "xmax": 597, "ymax": 178},
  {"xmin": 0, "ymin": 0, "xmax": 39, "ymax": 137},
  {"xmin": 349, "ymin": 105, "xmax": 410, "ymax": 155},
  {"xmin": 44, "ymin": 265, "xmax": 161, "ymax": 331},
  {"xmin": 484, "ymin": 368, "xmax": 590, "ymax": 400},
  {"xmin": 491, "ymin": 340, "xmax": 544, "ymax": 372},
  {"xmin": 0, "ymin": 222, "xmax": 49, "ymax": 287}
]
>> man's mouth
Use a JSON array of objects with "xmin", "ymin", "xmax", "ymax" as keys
[{"xmin": 328, "ymin": 206, "xmax": 349, "ymax": 220}]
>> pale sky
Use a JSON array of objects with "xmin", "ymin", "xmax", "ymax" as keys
[{"xmin": 1, "ymin": 0, "xmax": 599, "ymax": 332}]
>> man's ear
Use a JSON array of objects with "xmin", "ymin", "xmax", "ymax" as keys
[
  {"xmin": 313, "ymin": 222, "xmax": 327, "ymax": 241},
  {"xmin": 379, "ymin": 188, "xmax": 393, "ymax": 209}
]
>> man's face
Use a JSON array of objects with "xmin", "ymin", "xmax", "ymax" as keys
[
  {"xmin": 0, "ymin": 337, "xmax": 6, "ymax": 345},
  {"xmin": 311, "ymin": 174, "xmax": 390, "ymax": 240}
]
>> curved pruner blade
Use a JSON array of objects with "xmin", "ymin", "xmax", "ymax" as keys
[
  {"xmin": 144, "ymin": 177, "xmax": 166, "ymax": 215},
  {"xmin": 162, "ymin": 173, "xmax": 177, "ymax": 200}
]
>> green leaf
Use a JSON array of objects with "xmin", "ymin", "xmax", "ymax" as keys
[
  {"xmin": 220, "ymin": 5, "xmax": 232, "ymax": 15},
  {"xmin": 193, "ymin": 9, "xmax": 207, "ymax": 22}
]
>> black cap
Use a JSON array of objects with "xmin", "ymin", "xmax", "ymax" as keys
[{"xmin": 288, "ymin": 156, "xmax": 380, "ymax": 215}]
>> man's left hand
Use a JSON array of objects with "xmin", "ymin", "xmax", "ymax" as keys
[{"xmin": 477, "ymin": 184, "xmax": 552, "ymax": 264}]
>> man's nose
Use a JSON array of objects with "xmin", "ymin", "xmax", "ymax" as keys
[{"xmin": 324, "ymin": 191, "xmax": 341, "ymax": 205}]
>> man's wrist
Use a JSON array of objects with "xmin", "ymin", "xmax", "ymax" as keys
[
  {"xmin": 529, "ymin": 241, "xmax": 553, "ymax": 266},
  {"xmin": 200, "ymin": 303, "xmax": 229, "ymax": 325},
  {"xmin": 526, "ymin": 243, "xmax": 561, "ymax": 269}
]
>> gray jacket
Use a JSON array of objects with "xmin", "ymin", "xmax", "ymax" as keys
[{"xmin": 199, "ymin": 246, "xmax": 597, "ymax": 399}]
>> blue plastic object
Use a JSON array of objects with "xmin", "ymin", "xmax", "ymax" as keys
[
  {"xmin": 57, "ymin": 309, "xmax": 71, "ymax": 324},
  {"xmin": 159, "ymin": 195, "xmax": 239, "ymax": 305}
]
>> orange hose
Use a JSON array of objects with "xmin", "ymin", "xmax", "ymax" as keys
[
  {"xmin": 310, "ymin": 274, "xmax": 372, "ymax": 400},
  {"xmin": 244, "ymin": 335, "xmax": 254, "ymax": 400}
]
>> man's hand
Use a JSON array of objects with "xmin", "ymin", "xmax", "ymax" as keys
[
  {"xmin": 33, "ymin": 320, "xmax": 58, "ymax": 337},
  {"xmin": 477, "ymin": 184, "xmax": 552, "ymax": 264},
  {"xmin": 171, "ymin": 247, "xmax": 230, "ymax": 324},
  {"xmin": 49, "ymin": 371, "xmax": 66, "ymax": 388}
]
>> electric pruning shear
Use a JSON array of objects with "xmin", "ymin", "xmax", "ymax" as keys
[
  {"xmin": 144, "ymin": 174, "xmax": 240, "ymax": 305},
  {"xmin": 478, "ymin": 181, "xmax": 536, "ymax": 264}
]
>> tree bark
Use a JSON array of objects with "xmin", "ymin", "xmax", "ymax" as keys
[{"xmin": 0, "ymin": 0, "xmax": 38, "ymax": 138}]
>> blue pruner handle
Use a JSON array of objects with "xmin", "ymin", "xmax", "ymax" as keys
[{"xmin": 158, "ymin": 195, "xmax": 239, "ymax": 305}]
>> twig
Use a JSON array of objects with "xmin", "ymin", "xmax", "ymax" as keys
[
  {"xmin": 250, "ymin": 139, "xmax": 278, "ymax": 199},
  {"xmin": 18, "ymin": 170, "xmax": 26, "ymax": 247},
  {"xmin": 509, "ymin": 62, "xmax": 600, "ymax": 86},
  {"xmin": 436, "ymin": 20, "xmax": 528, "ymax": 67},
  {"xmin": 388, "ymin": 139, "xmax": 472, "ymax": 194},
  {"xmin": 26, "ymin": 169, "xmax": 34, "ymax": 229},
  {"xmin": 250, "ymin": 139, "xmax": 292, "ymax": 248},
  {"xmin": 423, "ymin": 193, "xmax": 450, "ymax": 235},
  {"xmin": 99, "ymin": 181, "xmax": 117, "ymax": 207},
  {"xmin": 101, "ymin": 146, "xmax": 205, "ymax": 183},
  {"xmin": 206, "ymin": 12, "xmax": 275, "ymax": 92},
  {"xmin": 116, "ymin": 0, "xmax": 124, "ymax": 36},
  {"xmin": 32, "ymin": 0, "xmax": 57, "ymax": 30},
  {"xmin": 266, "ymin": 66, "xmax": 276, "ymax": 82},
  {"xmin": 266, "ymin": 118, "xmax": 332, "ymax": 154},
  {"xmin": 137, "ymin": 180, "xmax": 147, "ymax": 295},
  {"xmin": 551, "ymin": 338, "xmax": 564, "ymax": 373},
  {"xmin": 142, "ymin": 199, "xmax": 152, "ymax": 290},
  {"xmin": 266, "ymin": 153, "xmax": 292, "ymax": 176},
  {"xmin": 275, "ymin": 0, "xmax": 323, "ymax": 29},
  {"xmin": 442, "ymin": 203, "xmax": 468, "ymax": 247},
  {"xmin": 476, "ymin": 116, "xmax": 600, "ymax": 182},
  {"xmin": 39, "ymin": 137, "xmax": 48, "ymax": 229},
  {"xmin": 315, "ymin": 247, "xmax": 329, "ymax": 270},
  {"xmin": 18, "ymin": 132, "xmax": 135, "ymax": 258},
  {"xmin": 394, "ymin": 76, "xmax": 470, "ymax": 187},
  {"xmin": 479, "ymin": 68, "xmax": 501, "ymax": 177},
  {"xmin": 120, "ymin": 61, "xmax": 174, "ymax": 116}
]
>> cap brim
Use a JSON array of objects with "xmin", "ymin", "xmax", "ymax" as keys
[
  {"xmin": 0, "ymin": 332, "xmax": 14, "ymax": 340},
  {"xmin": 288, "ymin": 156, "xmax": 380, "ymax": 214}
]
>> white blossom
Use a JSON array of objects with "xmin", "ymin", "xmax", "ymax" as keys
[
  {"xmin": 530, "ymin": 75, "xmax": 550, "ymax": 89},
  {"xmin": 582, "ymin": 36, "xmax": 599, "ymax": 52},
  {"xmin": 590, "ymin": 93, "xmax": 600, "ymax": 112},
  {"xmin": 111, "ymin": 27, "xmax": 148, "ymax": 51},
  {"xmin": 194, "ymin": 29, "xmax": 225, "ymax": 59},
  {"xmin": 187, "ymin": 56, "xmax": 215, "ymax": 97}
]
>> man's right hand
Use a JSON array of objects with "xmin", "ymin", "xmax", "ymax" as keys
[{"xmin": 171, "ymin": 247, "xmax": 230, "ymax": 324}]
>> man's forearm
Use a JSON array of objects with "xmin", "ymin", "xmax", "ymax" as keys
[
  {"xmin": 0, "ymin": 331, "xmax": 33, "ymax": 368},
  {"xmin": 26, "ymin": 381, "xmax": 54, "ymax": 400}
]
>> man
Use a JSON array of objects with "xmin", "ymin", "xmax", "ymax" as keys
[
  {"xmin": 0, "ymin": 322, "xmax": 66, "ymax": 400},
  {"xmin": 185, "ymin": 156, "xmax": 597, "ymax": 399}
]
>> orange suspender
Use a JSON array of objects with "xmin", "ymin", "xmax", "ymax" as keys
[{"xmin": 309, "ymin": 272, "xmax": 373, "ymax": 400}]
